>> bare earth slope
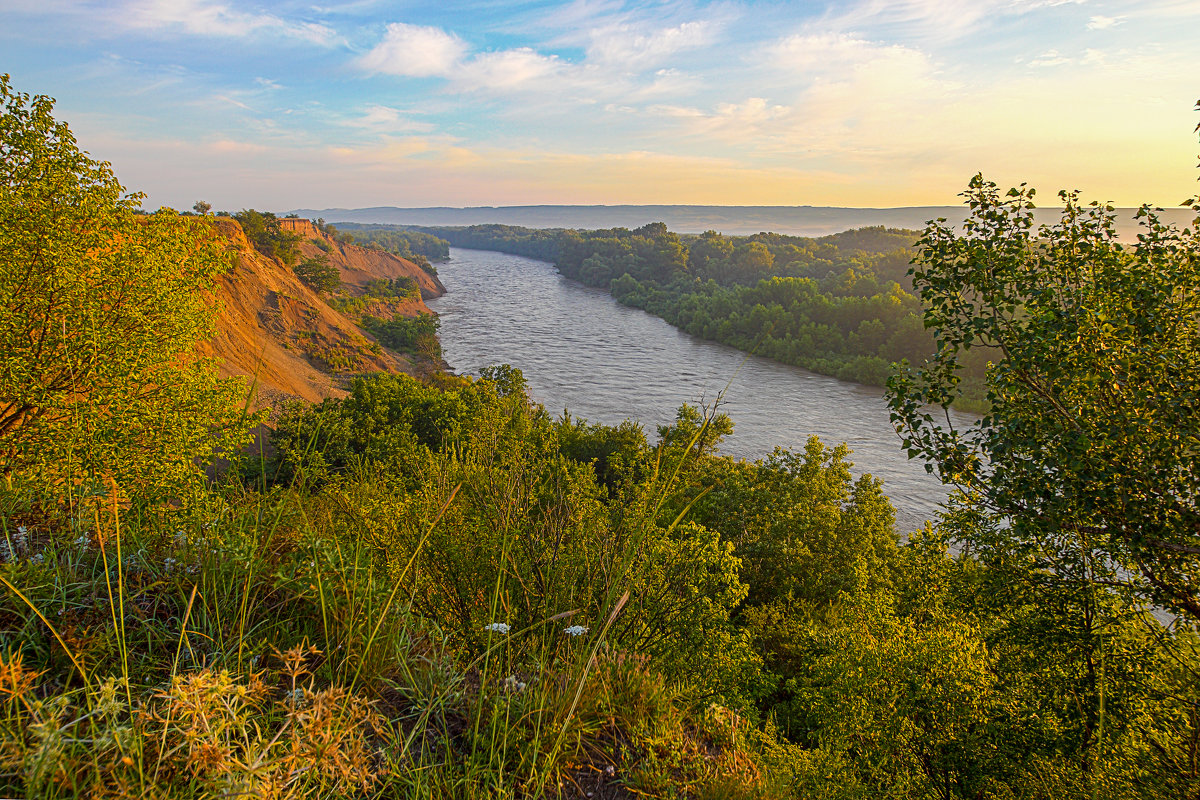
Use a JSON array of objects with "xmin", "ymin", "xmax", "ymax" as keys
[{"xmin": 198, "ymin": 218, "xmax": 445, "ymax": 404}]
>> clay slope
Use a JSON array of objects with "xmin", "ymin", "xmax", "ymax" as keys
[
  {"xmin": 280, "ymin": 218, "xmax": 446, "ymax": 300},
  {"xmin": 199, "ymin": 218, "xmax": 444, "ymax": 405}
]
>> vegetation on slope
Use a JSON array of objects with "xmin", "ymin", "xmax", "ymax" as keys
[{"xmin": 3, "ymin": 75, "xmax": 1200, "ymax": 800}]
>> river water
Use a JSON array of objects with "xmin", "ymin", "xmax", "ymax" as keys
[{"xmin": 427, "ymin": 247, "xmax": 969, "ymax": 532}]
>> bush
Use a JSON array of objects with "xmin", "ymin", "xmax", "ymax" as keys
[
  {"xmin": 363, "ymin": 312, "xmax": 441, "ymax": 360},
  {"xmin": 293, "ymin": 254, "xmax": 340, "ymax": 293}
]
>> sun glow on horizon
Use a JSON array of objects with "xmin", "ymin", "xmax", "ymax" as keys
[{"xmin": 5, "ymin": 0, "xmax": 1197, "ymax": 211}]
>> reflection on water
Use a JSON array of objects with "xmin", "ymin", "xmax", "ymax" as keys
[{"xmin": 427, "ymin": 247, "xmax": 971, "ymax": 532}]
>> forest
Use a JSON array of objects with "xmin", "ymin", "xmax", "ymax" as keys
[{"xmin": 3, "ymin": 76, "xmax": 1200, "ymax": 800}]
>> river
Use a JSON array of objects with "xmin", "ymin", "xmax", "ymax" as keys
[{"xmin": 426, "ymin": 247, "xmax": 970, "ymax": 532}]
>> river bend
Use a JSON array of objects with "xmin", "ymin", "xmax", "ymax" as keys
[{"xmin": 427, "ymin": 247, "xmax": 968, "ymax": 532}]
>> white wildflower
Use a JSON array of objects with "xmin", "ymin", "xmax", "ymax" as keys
[
  {"xmin": 503, "ymin": 675, "xmax": 527, "ymax": 693},
  {"xmin": 74, "ymin": 534, "xmax": 90, "ymax": 550},
  {"xmin": 484, "ymin": 622, "xmax": 511, "ymax": 635},
  {"xmin": 563, "ymin": 625, "xmax": 589, "ymax": 637},
  {"xmin": 29, "ymin": 552, "xmax": 44, "ymax": 565},
  {"xmin": 173, "ymin": 530, "xmax": 188, "ymax": 546},
  {"xmin": 13, "ymin": 526, "xmax": 28, "ymax": 549},
  {"xmin": 163, "ymin": 557, "xmax": 177, "ymax": 572}
]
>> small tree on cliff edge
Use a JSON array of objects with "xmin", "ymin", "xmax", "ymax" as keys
[{"xmin": 0, "ymin": 74, "xmax": 255, "ymax": 502}]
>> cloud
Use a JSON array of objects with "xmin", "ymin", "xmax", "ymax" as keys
[
  {"xmin": 358, "ymin": 23, "xmax": 467, "ymax": 77},
  {"xmin": 1030, "ymin": 48, "xmax": 1072, "ymax": 67},
  {"xmin": 810, "ymin": 0, "xmax": 1094, "ymax": 44},
  {"xmin": 1087, "ymin": 15, "xmax": 1121, "ymax": 29},
  {"xmin": 585, "ymin": 20, "xmax": 715, "ymax": 70},
  {"xmin": 769, "ymin": 32, "xmax": 928, "ymax": 74},
  {"xmin": 359, "ymin": 24, "xmax": 565, "ymax": 91},
  {"xmin": 122, "ymin": 0, "xmax": 337, "ymax": 44},
  {"xmin": 457, "ymin": 48, "xmax": 562, "ymax": 90},
  {"xmin": 339, "ymin": 104, "xmax": 435, "ymax": 133}
]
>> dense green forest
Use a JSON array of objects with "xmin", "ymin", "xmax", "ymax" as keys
[
  {"xmin": 403, "ymin": 223, "xmax": 992, "ymax": 403},
  {"xmin": 4, "ymin": 76, "xmax": 1200, "ymax": 799}
]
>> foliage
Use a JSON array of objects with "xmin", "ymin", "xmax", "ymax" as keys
[
  {"xmin": 362, "ymin": 312, "xmax": 441, "ymax": 361},
  {"xmin": 0, "ymin": 74, "xmax": 254, "ymax": 501},
  {"xmin": 292, "ymin": 253, "xmax": 340, "ymax": 294},
  {"xmin": 329, "ymin": 223, "xmax": 451, "ymax": 264},
  {"xmin": 888, "ymin": 175, "xmax": 1200, "ymax": 621},
  {"xmin": 364, "ymin": 276, "xmax": 420, "ymax": 300},
  {"xmin": 234, "ymin": 209, "xmax": 302, "ymax": 267}
]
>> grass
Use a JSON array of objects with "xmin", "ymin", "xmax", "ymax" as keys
[{"xmin": 0, "ymin": 405, "xmax": 784, "ymax": 799}]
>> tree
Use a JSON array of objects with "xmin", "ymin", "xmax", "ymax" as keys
[
  {"xmin": 293, "ymin": 254, "xmax": 340, "ymax": 293},
  {"xmin": 0, "ymin": 75, "xmax": 254, "ymax": 500},
  {"xmin": 192, "ymin": 200, "xmax": 211, "ymax": 215},
  {"xmin": 234, "ymin": 208, "xmax": 301, "ymax": 266},
  {"xmin": 887, "ymin": 174, "xmax": 1200, "ymax": 620}
]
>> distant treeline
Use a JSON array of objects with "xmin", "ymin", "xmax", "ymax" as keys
[
  {"xmin": 403, "ymin": 222, "xmax": 989, "ymax": 403},
  {"xmin": 332, "ymin": 222, "xmax": 451, "ymax": 263}
]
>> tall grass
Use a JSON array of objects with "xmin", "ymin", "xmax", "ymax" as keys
[{"xmin": 0, "ymin": 401, "xmax": 780, "ymax": 799}]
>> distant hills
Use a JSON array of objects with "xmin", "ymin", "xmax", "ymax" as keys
[{"xmin": 288, "ymin": 204, "xmax": 1196, "ymax": 240}]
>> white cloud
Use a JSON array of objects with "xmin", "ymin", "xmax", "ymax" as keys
[
  {"xmin": 1030, "ymin": 48, "xmax": 1072, "ymax": 67},
  {"xmin": 339, "ymin": 104, "xmax": 436, "ymax": 134},
  {"xmin": 1087, "ymin": 15, "xmax": 1121, "ymax": 29},
  {"xmin": 457, "ymin": 48, "xmax": 562, "ymax": 90},
  {"xmin": 123, "ymin": 0, "xmax": 336, "ymax": 44},
  {"xmin": 769, "ymin": 32, "xmax": 933, "ymax": 78},
  {"xmin": 811, "ymin": 0, "xmax": 1094, "ymax": 44},
  {"xmin": 585, "ymin": 20, "xmax": 715, "ymax": 70},
  {"xmin": 358, "ymin": 23, "xmax": 467, "ymax": 77}
]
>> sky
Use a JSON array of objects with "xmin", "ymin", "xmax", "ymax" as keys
[{"xmin": 3, "ymin": 0, "xmax": 1198, "ymax": 211}]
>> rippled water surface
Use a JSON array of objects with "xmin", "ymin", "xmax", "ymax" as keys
[{"xmin": 428, "ymin": 248, "xmax": 970, "ymax": 532}]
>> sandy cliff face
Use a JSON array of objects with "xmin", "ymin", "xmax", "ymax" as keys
[
  {"xmin": 198, "ymin": 218, "xmax": 445, "ymax": 405},
  {"xmin": 279, "ymin": 218, "xmax": 447, "ymax": 299}
]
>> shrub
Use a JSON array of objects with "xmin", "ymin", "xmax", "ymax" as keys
[{"xmin": 293, "ymin": 254, "xmax": 340, "ymax": 293}]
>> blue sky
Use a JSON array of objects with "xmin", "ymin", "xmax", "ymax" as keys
[{"xmin": 4, "ymin": 0, "xmax": 1197, "ymax": 211}]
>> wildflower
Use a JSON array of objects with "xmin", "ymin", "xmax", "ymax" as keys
[
  {"xmin": 163, "ymin": 557, "xmax": 177, "ymax": 572},
  {"xmin": 503, "ymin": 675, "xmax": 527, "ymax": 693},
  {"xmin": 173, "ymin": 529, "xmax": 188, "ymax": 546},
  {"xmin": 13, "ymin": 526, "xmax": 28, "ymax": 549},
  {"xmin": 29, "ymin": 553, "xmax": 44, "ymax": 565},
  {"xmin": 563, "ymin": 625, "xmax": 589, "ymax": 637},
  {"xmin": 484, "ymin": 622, "xmax": 511, "ymax": 634},
  {"xmin": 74, "ymin": 534, "xmax": 90, "ymax": 550}
]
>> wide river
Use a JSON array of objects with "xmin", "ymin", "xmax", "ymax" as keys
[{"xmin": 427, "ymin": 247, "xmax": 969, "ymax": 532}]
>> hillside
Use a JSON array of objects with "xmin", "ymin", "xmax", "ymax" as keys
[{"xmin": 197, "ymin": 217, "xmax": 446, "ymax": 404}]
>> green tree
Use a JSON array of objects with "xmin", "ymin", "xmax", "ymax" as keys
[
  {"xmin": 887, "ymin": 175, "xmax": 1200, "ymax": 620},
  {"xmin": 293, "ymin": 254, "xmax": 340, "ymax": 293},
  {"xmin": 0, "ymin": 75, "xmax": 253, "ymax": 500},
  {"xmin": 234, "ymin": 208, "xmax": 301, "ymax": 266}
]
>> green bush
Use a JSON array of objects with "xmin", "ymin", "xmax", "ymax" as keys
[{"xmin": 293, "ymin": 254, "xmax": 340, "ymax": 293}]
